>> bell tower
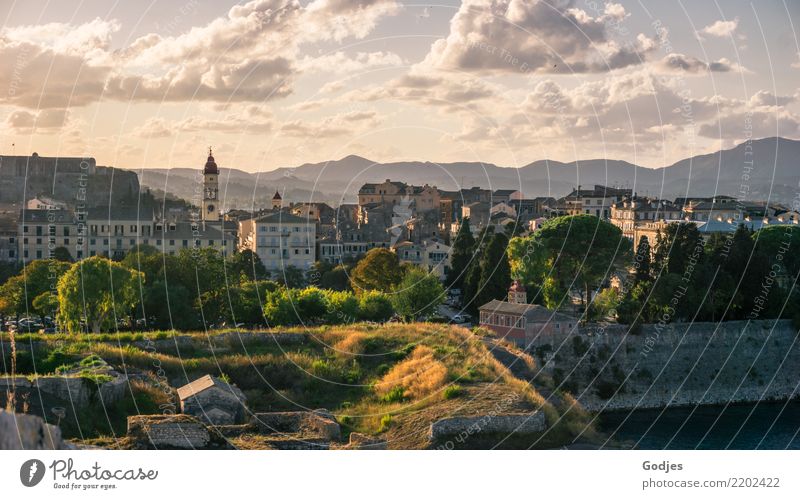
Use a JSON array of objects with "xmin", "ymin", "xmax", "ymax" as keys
[
  {"xmin": 202, "ymin": 147, "xmax": 220, "ymax": 222},
  {"xmin": 508, "ymin": 280, "xmax": 527, "ymax": 304}
]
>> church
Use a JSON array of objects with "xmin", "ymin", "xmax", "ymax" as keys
[{"xmin": 478, "ymin": 281, "xmax": 577, "ymax": 348}]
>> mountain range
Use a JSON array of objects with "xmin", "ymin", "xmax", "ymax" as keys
[{"xmin": 131, "ymin": 137, "xmax": 799, "ymax": 209}]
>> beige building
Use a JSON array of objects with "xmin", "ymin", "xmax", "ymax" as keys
[
  {"xmin": 394, "ymin": 239, "xmax": 451, "ymax": 280},
  {"xmin": 610, "ymin": 197, "xmax": 683, "ymax": 240},
  {"xmin": 564, "ymin": 185, "xmax": 632, "ymax": 219},
  {"xmin": 238, "ymin": 210, "xmax": 315, "ymax": 271},
  {"xmin": 358, "ymin": 180, "xmax": 440, "ymax": 214}
]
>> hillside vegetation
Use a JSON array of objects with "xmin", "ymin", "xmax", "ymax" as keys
[{"xmin": 3, "ymin": 323, "xmax": 598, "ymax": 449}]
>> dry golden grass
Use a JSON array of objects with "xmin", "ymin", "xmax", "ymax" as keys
[
  {"xmin": 332, "ymin": 332, "xmax": 368, "ymax": 356},
  {"xmin": 374, "ymin": 345, "xmax": 448, "ymax": 400}
]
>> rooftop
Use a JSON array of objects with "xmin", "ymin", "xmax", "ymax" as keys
[{"xmin": 479, "ymin": 299, "xmax": 576, "ymax": 323}]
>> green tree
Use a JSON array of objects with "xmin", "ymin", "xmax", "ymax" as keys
[
  {"xmin": 319, "ymin": 265, "xmax": 352, "ymax": 291},
  {"xmin": 145, "ymin": 280, "xmax": 199, "ymax": 330},
  {"xmin": 57, "ymin": 256, "xmax": 144, "ymax": 333},
  {"xmin": 32, "ymin": 292, "xmax": 59, "ymax": 318},
  {"xmin": 634, "ymin": 236, "xmax": 652, "ymax": 283},
  {"xmin": 324, "ymin": 290, "xmax": 360, "ymax": 324},
  {"xmin": 357, "ymin": 290, "xmax": 394, "ymax": 322},
  {"xmin": 227, "ymin": 249, "xmax": 269, "ymax": 282},
  {"xmin": 349, "ymin": 248, "xmax": 404, "ymax": 294},
  {"xmin": 52, "ymin": 247, "xmax": 73, "ymax": 262},
  {"xmin": 0, "ymin": 259, "xmax": 71, "ymax": 316},
  {"xmin": 653, "ymin": 222, "xmax": 703, "ymax": 276},
  {"xmin": 391, "ymin": 266, "xmax": 445, "ymax": 321},
  {"xmin": 474, "ymin": 232, "xmax": 511, "ymax": 312},
  {"xmin": 448, "ymin": 217, "xmax": 476, "ymax": 287},
  {"xmin": 508, "ymin": 215, "xmax": 631, "ymax": 318},
  {"xmin": 274, "ymin": 265, "xmax": 307, "ymax": 289}
]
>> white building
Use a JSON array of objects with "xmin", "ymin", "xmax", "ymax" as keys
[
  {"xmin": 238, "ymin": 210, "xmax": 315, "ymax": 270},
  {"xmin": 395, "ymin": 239, "xmax": 451, "ymax": 281}
]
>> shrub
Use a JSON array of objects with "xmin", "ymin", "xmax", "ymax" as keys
[
  {"xmin": 443, "ymin": 384, "xmax": 463, "ymax": 399},
  {"xmin": 380, "ymin": 385, "xmax": 407, "ymax": 403},
  {"xmin": 297, "ymin": 287, "xmax": 327, "ymax": 320},
  {"xmin": 325, "ymin": 291, "xmax": 359, "ymax": 324},
  {"xmin": 357, "ymin": 291, "xmax": 394, "ymax": 322},
  {"xmin": 379, "ymin": 414, "xmax": 393, "ymax": 432}
]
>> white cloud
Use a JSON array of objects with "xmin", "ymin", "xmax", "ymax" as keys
[
  {"xmin": 698, "ymin": 18, "xmax": 739, "ymax": 39},
  {"xmin": 421, "ymin": 0, "xmax": 656, "ymax": 74},
  {"xmin": 0, "ymin": 0, "xmax": 401, "ymax": 109}
]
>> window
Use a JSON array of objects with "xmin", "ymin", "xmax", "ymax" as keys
[
  {"xmin": 156, "ymin": 240, "xmax": 162, "ymax": 246},
  {"xmin": 64, "ymin": 238, "xmax": 69, "ymax": 245},
  {"xmin": 169, "ymin": 240, "xmax": 175, "ymax": 246}
]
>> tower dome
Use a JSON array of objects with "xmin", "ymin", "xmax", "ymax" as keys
[{"xmin": 204, "ymin": 147, "xmax": 219, "ymax": 175}]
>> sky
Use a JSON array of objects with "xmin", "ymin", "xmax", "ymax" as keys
[{"xmin": 0, "ymin": 0, "xmax": 799, "ymax": 172}]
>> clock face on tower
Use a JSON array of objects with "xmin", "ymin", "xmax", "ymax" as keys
[{"xmin": 207, "ymin": 204, "xmax": 215, "ymax": 213}]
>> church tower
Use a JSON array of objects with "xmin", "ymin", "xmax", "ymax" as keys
[
  {"xmin": 508, "ymin": 280, "xmax": 527, "ymax": 304},
  {"xmin": 271, "ymin": 190, "xmax": 282, "ymax": 210},
  {"xmin": 202, "ymin": 147, "xmax": 220, "ymax": 222}
]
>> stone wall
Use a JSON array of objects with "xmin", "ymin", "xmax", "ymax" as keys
[
  {"xmin": 429, "ymin": 412, "xmax": 546, "ymax": 442},
  {"xmin": 0, "ymin": 373, "xmax": 127, "ymax": 418},
  {"xmin": 529, "ymin": 319, "xmax": 800, "ymax": 412}
]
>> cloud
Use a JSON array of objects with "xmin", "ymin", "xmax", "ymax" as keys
[
  {"xmin": 421, "ymin": 0, "xmax": 656, "ymax": 74},
  {"xmin": 5, "ymin": 108, "xmax": 69, "ymax": 130},
  {"xmin": 653, "ymin": 54, "xmax": 747, "ymax": 74},
  {"xmin": 0, "ymin": 0, "xmax": 400, "ymax": 109},
  {"xmin": 132, "ymin": 118, "xmax": 174, "ymax": 138},
  {"xmin": 698, "ymin": 18, "xmax": 739, "ymax": 39},
  {"xmin": 749, "ymin": 90, "xmax": 794, "ymax": 107},
  {"xmin": 298, "ymin": 50, "xmax": 404, "ymax": 74},
  {"xmin": 277, "ymin": 108, "xmax": 381, "ymax": 138}
]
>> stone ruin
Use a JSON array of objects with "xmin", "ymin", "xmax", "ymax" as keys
[
  {"xmin": 177, "ymin": 375, "xmax": 247, "ymax": 426},
  {"xmin": 0, "ymin": 409, "xmax": 71, "ymax": 450},
  {"xmin": 126, "ymin": 414, "xmax": 231, "ymax": 450},
  {"xmin": 429, "ymin": 412, "xmax": 547, "ymax": 443}
]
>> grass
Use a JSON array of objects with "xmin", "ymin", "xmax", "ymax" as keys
[{"xmin": 3, "ymin": 322, "xmax": 600, "ymax": 448}]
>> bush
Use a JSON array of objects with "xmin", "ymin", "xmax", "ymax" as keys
[
  {"xmin": 357, "ymin": 291, "xmax": 394, "ymax": 322},
  {"xmin": 325, "ymin": 291, "xmax": 360, "ymax": 324},
  {"xmin": 379, "ymin": 414, "xmax": 393, "ymax": 432},
  {"xmin": 380, "ymin": 385, "xmax": 407, "ymax": 403},
  {"xmin": 443, "ymin": 384, "xmax": 463, "ymax": 399}
]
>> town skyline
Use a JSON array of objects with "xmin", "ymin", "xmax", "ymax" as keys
[{"xmin": 1, "ymin": 1, "xmax": 799, "ymax": 172}]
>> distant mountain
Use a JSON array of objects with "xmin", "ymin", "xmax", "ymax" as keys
[{"xmin": 130, "ymin": 137, "xmax": 800, "ymax": 209}]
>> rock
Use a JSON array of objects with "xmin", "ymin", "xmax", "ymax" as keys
[
  {"xmin": 429, "ymin": 412, "xmax": 546, "ymax": 441},
  {"xmin": 0, "ymin": 409, "xmax": 68, "ymax": 449},
  {"xmin": 177, "ymin": 375, "xmax": 247, "ymax": 426},
  {"xmin": 126, "ymin": 414, "xmax": 229, "ymax": 449},
  {"xmin": 346, "ymin": 432, "xmax": 387, "ymax": 450},
  {"xmin": 251, "ymin": 411, "xmax": 341, "ymax": 441}
]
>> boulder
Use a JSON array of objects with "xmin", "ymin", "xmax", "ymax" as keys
[{"xmin": 0, "ymin": 409, "xmax": 69, "ymax": 450}]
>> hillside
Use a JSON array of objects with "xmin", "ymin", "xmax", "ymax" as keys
[
  {"xmin": 130, "ymin": 137, "xmax": 800, "ymax": 207},
  {"xmin": 2, "ymin": 324, "xmax": 599, "ymax": 450}
]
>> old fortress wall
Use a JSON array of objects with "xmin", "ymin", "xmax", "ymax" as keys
[{"xmin": 529, "ymin": 319, "xmax": 800, "ymax": 412}]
